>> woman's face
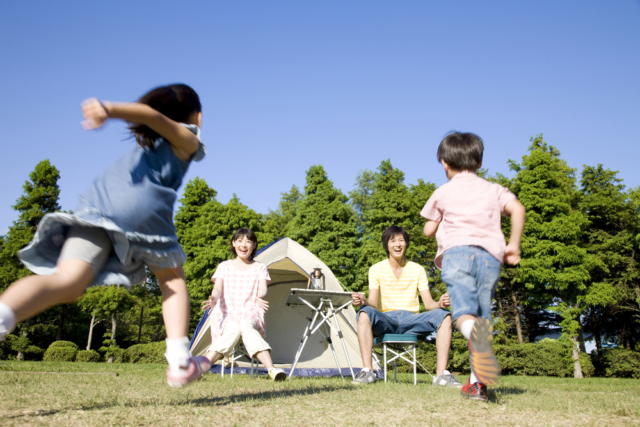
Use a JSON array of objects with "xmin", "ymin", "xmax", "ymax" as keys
[{"xmin": 233, "ymin": 236, "xmax": 256, "ymax": 261}]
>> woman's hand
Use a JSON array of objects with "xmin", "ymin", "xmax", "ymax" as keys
[
  {"xmin": 257, "ymin": 298, "xmax": 269, "ymax": 313},
  {"xmin": 81, "ymin": 98, "xmax": 110, "ymax": 130},
  {"xmin": 201, "ymin": 295, "xmax": 218, "ymax": 313}
]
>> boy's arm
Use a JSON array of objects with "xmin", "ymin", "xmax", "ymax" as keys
[
  {"xmin": 423, "ymin": 220, "xmax": 441, "ymax": 238},
  {"xmin": 503, "ymin": 199, "xmax": 526, "ymax": 265},
  {"xmin": 351, "ymin": 289, "xmax": 379, "ymax": 308},
  {"xmin": 419, "ymin": 289, "xmax": 449, "ymax": 311},
  {"xmin": 81, "ymin": 98, "xmax": 200, "ymax": 161}
]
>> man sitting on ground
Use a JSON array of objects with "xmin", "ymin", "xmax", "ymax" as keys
[{"xmin": 351, "ymin": 225, "xmax": 461, "ymax": 387}]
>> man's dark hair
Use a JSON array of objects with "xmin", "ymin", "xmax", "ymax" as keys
[
  {"xmin": 437, "ymin": 131, "xmax": 484, "ymax": 171},
  {"xmin": 381, "ymin": 225, "xmax": 410, "ymax": 257}
]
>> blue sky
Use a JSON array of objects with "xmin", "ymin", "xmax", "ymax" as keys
[{"xmin": 1, "ymin": 1, "xmax": 639, "ymax": 234}]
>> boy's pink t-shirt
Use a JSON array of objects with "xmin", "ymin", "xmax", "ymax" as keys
[
  {"xmin": 420, "ymin": 171, "xmax": 516, "ymax": 269},
  {"xmin": 209, "ymin": 260, "xmax": 271, "ymax": 342}
]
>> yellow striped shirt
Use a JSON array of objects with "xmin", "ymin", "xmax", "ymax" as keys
[{"xmin": 368, "ymin": 260, "xmax": 429, "ymax": 313}]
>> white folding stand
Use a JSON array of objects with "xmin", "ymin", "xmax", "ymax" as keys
[{"xmin": 286, "ymin": 289, "xmax": 356, "ymax": 381}]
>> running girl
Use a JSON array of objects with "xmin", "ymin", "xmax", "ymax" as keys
[
  {"xmin": 0, "ymin": 84, "xmax": 211, "ymax": 387},
  {"xmin": 202, "ymin": 228, "xmax": 286, "ymax": 381}
]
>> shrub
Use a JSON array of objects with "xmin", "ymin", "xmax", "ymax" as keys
[
  {"xmin": 43, "ymin": 347, "xmax": 77, "ymax": 362},
  {"xmin": 24, "ymin": 346, "xmax": 44, "ymax": 361},
  {"xmin": 124, "ymin": 342, "xmax": 167, "ymax": 364},
  {"xmin": 76, "ymin": 350, "xmax": 101, "ymax": 363},
  {"xmin": 400, "ymin": 337, "xmax": 594, "ymax": 377},
  {"xmin": 593, "ymin": 349, "xmax": 640, "ymax": 379},
  {"xmin": 48, "ymin": 341, "xmax": 79, "ymax": 350}
]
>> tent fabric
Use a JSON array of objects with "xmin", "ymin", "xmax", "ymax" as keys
[{"xmin": 189, "ymin": 238, "xmax": 364, "ymax": 371}]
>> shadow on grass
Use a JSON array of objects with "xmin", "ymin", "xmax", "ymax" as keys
[{"xmin": 488, "ymin": 386, "xmax": 530, "ymax": 403}]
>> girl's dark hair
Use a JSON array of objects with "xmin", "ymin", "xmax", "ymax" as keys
[
  {"xmin": 381, "ymin": 225, "xmax": 410, "ymax": 257},
  {"xmin": 230, "ymin": 228, "xmax": 259, "ymax": 260},
  {"xmin": 437, "ymin": 131, "xmax": 484, "ymax": 171},
  {"xmin": 128, "ymin": 83, "xmax": 202, "ymax": 149}
]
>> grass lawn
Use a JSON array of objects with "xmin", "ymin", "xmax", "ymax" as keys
[{"xmin": 0, "ymin": 362, "xmax": 638, "ymax": 426}]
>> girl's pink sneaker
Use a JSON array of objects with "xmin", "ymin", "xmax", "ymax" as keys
[{"xmin": 166, "ymin": 356, "xmax": 212, "ymax": 388}]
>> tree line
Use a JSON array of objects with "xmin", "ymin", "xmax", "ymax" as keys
[{"xmin": 1, "ymin": 135, "xmax": 639, "ymax": 367}]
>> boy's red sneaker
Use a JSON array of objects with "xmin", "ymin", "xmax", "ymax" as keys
[
  {"xmin": 460, "ymin": 378, "xmax": 488, "ymax": 402},
  {"xmin": 468, "ymin": 317, "xmax": 500, "ymax": 385}
]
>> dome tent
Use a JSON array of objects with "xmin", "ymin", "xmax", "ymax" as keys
[{"xmin": 189, "ymin": 238, "xmax": 364, "ymax": 376}]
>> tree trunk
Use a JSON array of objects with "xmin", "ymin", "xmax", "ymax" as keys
[
  {"xmin": 592, "ymin": 311, "xmax": 602, "ymax": 351},
  {"xmin": 577, "ymin": 326, "xmax": 586, "ymax": 353},
  {"xmin": 56, "ymin": 308, "xmax": 66, "ymax": 341},
  {"xmin": 16, "ymin": 319, "xmax": 30, "ymax": 361},
  {"xmin": 138, "ymin": 307, "xmax": 144, "ymax": 344},
  {"xmin": 572, "ymin": 336, "xmax": 584, "ymax": 379},
  {"xmin": 151, "ymin": 314, "xmax": 163, "ymax": 342},
  {"xmin": 511, "ymin": 293, "xmax": 524, "ymax": 344},
  {"xmin": 107, "ymin": 312, "xmax": 116, "ymax": 363},
  {"xmin": 86, "ymin": 314, "xmax": 96, "ymax": 351}
]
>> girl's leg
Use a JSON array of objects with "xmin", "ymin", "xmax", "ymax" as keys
[
  {"xmin": 240, "ymin": 320, "xmax": 286, "ymax": 380},
  {"xmin": 254, "ymin": 350, "xmax": 275, "ymax": 370},
  {"xmin": 0, "ymin": 227, "xmax": 110, "ymax": 338},
  {"xmin": 205, "ymin": 322, "xmax": 242, "ymax": 364}
]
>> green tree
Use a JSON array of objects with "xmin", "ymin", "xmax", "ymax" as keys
[
  {"xmin": 174, "ymin": 177, "xmax": 217, "ymax": 246},
  {"xmin": 510, "ymin": 135, "xmax": 591, "ymax": 377},
  {"xmin": 78, "ymin": 286, "xmax": 138, "ymax": 361},
  {"xmin": 580, "ymin": 165, "xmax": 640, "ymax": 350},
  {"xmin": 0, "ymin": 160, "xmax": 61, "ymax": 291},
  {"xmin": 263, "ymin": 185, "xmax": 303, "ymax": 242},
  {"xmin": 288, "ymin": 165, "xmax": 360, "ymax": 289}
]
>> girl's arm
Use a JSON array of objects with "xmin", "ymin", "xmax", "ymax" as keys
[
  {"xmin": 256, "ymin": 278, "xmax": 269, "ymax": 312},
  {"xmin": 81, "ymin": 98, "xmax": 200, "ymax": 162},
  {"xmin": 201, "ymin": 277, "xmax": 224, "ymax": 312}
]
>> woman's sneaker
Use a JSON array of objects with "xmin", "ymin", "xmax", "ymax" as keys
[
  {"xmin": 166, "ymin": 356, "xmax": 212, "ymax": 388},
  {"xmin": 269, "ymin": 368, "xmax": 287, "ymax": 381},
  {"xmin": 432, "ymin": 370, "xmax": 463, "ymax": 387},
  {"xmin": 352, "ymin": 369, "xmax": 377, "ymax": 385},
  {"xmin": 460, "ymin": 378, "xmax": 488, "ymax": 402},
  {"xmin": 468, "ymin": 318, "xmax": 500, "ymax": 385}
]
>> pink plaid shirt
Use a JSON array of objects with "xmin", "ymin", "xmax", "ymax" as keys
[{"xmin": 209, "ymin": 260, "xmax": 271, "ymax": 342}]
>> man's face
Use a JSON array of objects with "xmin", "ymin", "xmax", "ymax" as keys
[{"xmin": 387, "ymin": 234, "xmax": 407, "ymax": 260}]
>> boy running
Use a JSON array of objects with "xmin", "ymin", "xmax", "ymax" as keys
[{"xmin": 421, "ymin": 132, "xmax": 525, "ymax": 402}]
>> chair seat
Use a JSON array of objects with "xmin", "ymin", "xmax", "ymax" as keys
[{"xmin": 373, "ymin": 334, "xmax": 419, "ymax": 345}]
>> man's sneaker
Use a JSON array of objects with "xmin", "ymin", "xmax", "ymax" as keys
[
  {"xmin": 351, "ymin": 369, "xmax": 376, "ymax": 385},
  {"xmin": 432, "ymin": 370, "xmax": 463, "ymax": 387},
  {"xmin": 460, "ymin": 378, "xmax": 488, "ymax": 402},
  {"xmin": 469, "ymin": 318, "xmax": 500, "ymax": 385},
  {"xmin": 166, "ymin": 356, "xmax": 211, "ymax": 388},
  {"xmin": 269, "ymin": 368, "xmax": 287, "ymax": 381}
]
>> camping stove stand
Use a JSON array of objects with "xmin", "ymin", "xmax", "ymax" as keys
[{"xmin": 286, "ymin": 289, "xmax": 356, "ymax": 381}]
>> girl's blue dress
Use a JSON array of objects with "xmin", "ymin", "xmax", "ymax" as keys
[{"xmin": 18, "ymin": 124, "xmax": 206, "ymax": 288}]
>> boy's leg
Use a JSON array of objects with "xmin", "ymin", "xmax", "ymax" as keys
[
  {"xmin": 355, "ymin": 306, "xmax": 396, "ymax": 371},
  {"xmin": 153, "ymin": 264, "xmax": 211, "ymax": 386},
  {"xmin": 0, "ymin": 227, "xmax": 110, "ymax": 339}
]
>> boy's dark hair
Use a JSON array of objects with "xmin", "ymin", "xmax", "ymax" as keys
[
  {"xmin": 129, "ymin": 83, "xmax": 202, "ymax": 149},
  {"xmin": 437, "ymin": 131, "xmax": 484, "ymax": 171},
  {"xmin": 230, "ymin": 228, "xmax": 258, "ymax": 260},
  {"xmin": 381, "ymin": 225, "xmax": 410, "ymax": 257}
]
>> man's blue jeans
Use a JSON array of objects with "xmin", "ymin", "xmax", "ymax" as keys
[
  {"xmin": 357, "ymin": 306, "xmax": 450, "ymax": 338},
  {"xmin": 441, "ymin": 245, "xmax": 501, "ymax": 320}
]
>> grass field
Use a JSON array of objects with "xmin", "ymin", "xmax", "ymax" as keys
[{"xmin": 0, "ymin": 362, "xmax": 639, "ymax": 426}]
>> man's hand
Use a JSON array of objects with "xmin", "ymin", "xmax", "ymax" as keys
[
  {"xmin": 352, "ymin": 292, "xmax": 366, "ymax": 307},
  {"xmin": 504, "ymin": 243, "xmax": 521, "ymax": 265},
  {"xmin": 257, "ymin": 298, "xmax": 269, "ymax": 313},
  {"xmin": 438, "ymin": 292, "xmax": 450, "ymax": 309},
  {"xmin": 201, "ymin": 295, "xmax": 218, "ymax": 312}
]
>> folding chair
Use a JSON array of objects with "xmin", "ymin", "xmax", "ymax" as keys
[
  {"xmin": 373, "ymin": 334, "xmax": 419, "ymax": 385},
  {"xmin": 219, "ymin": 343, "xmax": 259, "ymax": 379}
]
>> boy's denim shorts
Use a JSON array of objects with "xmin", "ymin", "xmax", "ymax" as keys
[
  {"xmin": 357, "ymin": 306, "xmax": 450, "ymax": 338},
  {"xmin": 441, "ymin": 245, "xmax": 501, "ymax": 321}
]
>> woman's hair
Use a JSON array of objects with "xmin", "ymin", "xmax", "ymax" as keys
[
  {"xmin": 381, "ymin": 225, "xmax": 410, "ymax": 256},
  {"xmin": 437, "ymin": 131, "xmax": 484, "ymax": 171},
  {"xmin": 230, "ymin": 228, "xmax": 259, "ymax": 260},
  {"xmin": 128, "ymin": 83, "xmax": 202, "ymax": 149}
]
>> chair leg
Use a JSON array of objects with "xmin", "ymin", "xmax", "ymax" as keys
[
  {"xmin": 383, "ymin": 344, "xmax": 387, "ymax": 383},
  {"xmin": 413, "ymin": 344, "xmax": 417, "ymax": 386},
  {"xmin": 393, "ymin": 360, "xmax": 397, "ymax": 383},
  {"xmin": 230, "ymin": 350, "xmax": 234, "ymax": 378}
]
